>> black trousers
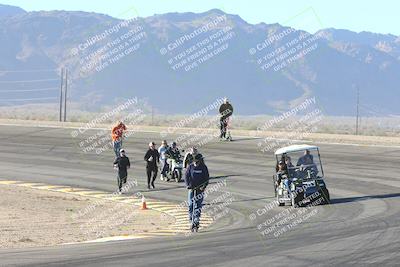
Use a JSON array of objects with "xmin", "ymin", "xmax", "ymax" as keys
[
  {"xmin": 220, "ymin": 118, "xmax": 228, "ymax": 138},
  {"xmin": 146, "ymin": 167, "xmax": 158, "ymax": 185},
  {"xmin": 117, "ymin": 173, "xmax": 127, "ymax": 190}
]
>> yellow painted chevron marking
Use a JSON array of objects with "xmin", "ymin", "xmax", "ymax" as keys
[
  {"xmin": 2, "ymin": 179, "xmax": 215, "ymax": 238},
  {"xmin": 35, "ymin": 185, "xmax": 67, "ymax": 190},
  {"xmin": 159, "ymin": 208, "xmax": 183, "ymax": 213},
  {"xmin": 48, "ymin": 187, "xmax": 73, "ymax": 192},
  {"xmin": 145, "ymin": 202, "xmax": 167, "ymax": 206},
  {"xmin": 150, "ymin": 203, "xmax": 174, "ymax": 210},
  {"xmin": 89, "ymin": 193, "xmax": 112, "ymax": 198},
  {"xmin": 155, "ymin": 207, "xmax": 177, "ymax": 212},
  {"xmin": 24, "ymin": 183, "xmax": 46, "ymax": 187},
  {"xmin": 174, "ymin": 220, "xmax": 188, "ymax": 224},
  {"xmin": 146, "ymin": 201, "xmax": 172, "ymax": 205},
  {"xmin": 103, "ymin": 195, "xmax": 127, "ymax": 200},
  {"xmin": 73, "ymin": 190, "xmax": 106, "ymax": 195},
  {"xmin": 147, "ymin": 204, "xmax": 176, "ymax": 209},
  {"xmin": 165, "ymin": 214, "xmax": 188, "ymax": 217},
  {"xmin": 168, "ymin": 213, "xmax": 187, "ymax": 217},
  {"xmin": 55, "ymin": 187, "xmax": 77, "ymax": 193},
  {"xmin": 170, "ymin": 225, "xmax": 190, "ymax": 229},
  {"xmin": 0, "ymin": 180, "xmax": 21, "ymax": 185},
  {"xmin": 153, "ymin": 229, "xmax": 188, "ymax": 233},
  {"xmin": 120, "ymin": 199, "xmax": 139, "ymax": 203},
  {"xmin": 172, "ymin": 215, "xmax": 188, "ymax": 218},
  {"xmin": 17, "ymin": 183, "xmax": 42, "ymax": 187},
  {"xmin": 173, "ymin": 221, "xmax": 189, "ymax": 225}
]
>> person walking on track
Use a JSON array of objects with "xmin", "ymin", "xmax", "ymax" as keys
[
  {"xmin": 158, "ymin": 140, "xmax": 169, "ymax": 181},
  {"xmin": 144, "ymin": 142, "xmax": 160, "ymax": 189},
  {"xmin": 219, "ymin": 98, "xmax": 233, "ymax": 140},
  {"xmin": 111, "ymin": 120, "xmax": 127, "ymax": 158},
  {"xmin": 184, "ymin": 154, "xmax": 210, "ymax": 232},
  {"xmin": 113, "ymin": 149, "xmax": 130, "ymax": 193}
]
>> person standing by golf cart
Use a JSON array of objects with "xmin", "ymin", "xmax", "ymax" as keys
[
  {"xmin": 219, "ymin": 98, "xmax": 233, "ymax": 140},
  {"xmin": 113, "ymin": 149, "xmax": 130, "ymax": 193},
  {"xmin": 111, "ymin": 120, "xmax": 127, "ymax": 158},
  {"xmin": 158, "ymin": 140, "xmax": 169, "ymax": 181},
  {"xmin": 184, "ymin": 154, "xmax": 209, "ymax": 232},
  {"xmin": 144, "ymin": 142, "xmax": 160, "ymax": 189}
]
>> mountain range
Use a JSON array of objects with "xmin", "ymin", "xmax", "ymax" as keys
[{"xmin": 0, "ymin": 4, "xmax": 399, "ymax": 116}]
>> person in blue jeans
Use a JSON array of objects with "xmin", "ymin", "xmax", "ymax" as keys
[
  {"xmin": 277, "ymin": 160, "xmax": 291, "ymax": 194},
  {"xmin": 184, "ymin": 154, "xmax": 209, "ymax": 232},
  {"xmin": 158, "ymin": 140, "xmax": 169, "ymax": 181}
]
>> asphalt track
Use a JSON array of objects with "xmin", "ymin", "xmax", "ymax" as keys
[{"xmin": 0, "ymin": 125, "xmax": 399, "ymax": 266}]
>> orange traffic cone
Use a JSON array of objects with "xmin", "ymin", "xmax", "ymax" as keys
[{"xmin": 140, "ymin": 195, "xmax": 148, "ymax": 210}]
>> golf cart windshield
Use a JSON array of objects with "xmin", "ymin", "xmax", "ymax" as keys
[{"xmin": 275, "ymin": 145, "xmax": 324, "ymax": 180}]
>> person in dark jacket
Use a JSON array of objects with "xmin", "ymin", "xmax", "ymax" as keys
[
  {"xmin": 183, "ymin": 147, "xmax": 203, "ymax": 169},
  {"xmin": 219, "ymin": 98, "xmax": 233, "ymax": 140},
  {"xmin": 184, "ymin": 154, "xmax": 210, "ymax": 232},
  {"xmin": 113, "ymin": 149, "xmax": 130, "ymax": 193},
  {"xmin": 144, "ymin": 142, "xmax": 160, "ymax": 189}
]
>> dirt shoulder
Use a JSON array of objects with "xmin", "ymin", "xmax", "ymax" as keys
[
  {"xmin": 0, "ymin": 184, "xmax": 174, "ymax": 249},
  {"xmin": 0, "ymin": 119, "xmax": 399, "ymax": 146}
]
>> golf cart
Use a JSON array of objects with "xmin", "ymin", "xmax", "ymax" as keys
[{"xmin": 273, "ymin": 144, "xmax": 330, "ymax": 207}]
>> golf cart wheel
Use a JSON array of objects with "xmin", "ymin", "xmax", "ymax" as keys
[
  {"xmin": 291, "ymin": 193, "xmax": 303, "ymax": 208},
  {"xmin": 277, "ymin": 196, "xmax": 284, "ymax": 206},
  {"xmin": 320, "ymin": 188, "xmax": 330, "ymax": 205}
]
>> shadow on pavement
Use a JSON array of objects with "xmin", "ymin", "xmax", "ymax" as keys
[
  {"xmin": 330, "ymin": 192, "xmax": 400, "ymax": 204},
  {"xmin": 209, "ymin": 175, "xmax": 241, "ymax": 181}
]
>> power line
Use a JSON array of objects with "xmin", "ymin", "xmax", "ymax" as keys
[
  {"xmin": 0, "ymin": 79, "xmax": 59, "ymax": 84},
  {"xmin": 0, "ymin": 69, "xmax": 58, "ymax": 73},
  {"xmin": 0, "ymin": 87, "xmax": 59, "ymax": 93},
  {"xmin": 0, "ymin": 97, "xmax": 58, "ymax": 102}
]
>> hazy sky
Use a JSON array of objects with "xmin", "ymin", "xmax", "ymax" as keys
[{"xmin": 1, "ymin": 0, "xmax": 399, "ymax": 35}]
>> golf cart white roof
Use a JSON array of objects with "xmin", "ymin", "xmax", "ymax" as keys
[{"xmin": 274, "ymin": 144, "xmax": 319, "ymax": 155}]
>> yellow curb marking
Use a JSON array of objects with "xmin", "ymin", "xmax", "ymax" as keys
[
  {"xmin": 0, "ymin": 180, "xmax": 21, "ymax": 185},
  {"xmin": 0, "ymin": 179, "xmax": 215, "ymax": 240}
]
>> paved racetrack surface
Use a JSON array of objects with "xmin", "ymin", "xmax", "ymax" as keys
[{"xmin": 0, "ymin": 125, "xmax": 399, "ymax": 266}]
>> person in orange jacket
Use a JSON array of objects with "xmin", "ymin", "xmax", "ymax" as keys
[{"xmin": 111, "ymin": 120, "xmax": 127, "ymax": 158}]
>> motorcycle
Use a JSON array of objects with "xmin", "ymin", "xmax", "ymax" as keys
[{"xmin": 166, "ymin": 154, "xmax": 184, "ymax": 182}]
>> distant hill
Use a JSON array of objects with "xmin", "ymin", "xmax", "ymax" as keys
[
  {"xmin": 0, "ymin": 5, "xmax": 399, "ymax": 116},
  {"xmin": 0, "ymin": 4, "xmax": 26, "ymax": 17}
]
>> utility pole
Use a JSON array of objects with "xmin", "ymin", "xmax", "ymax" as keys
[
  {"xmin": 151, "ymin": 106, "xmax": 154, "ymax": 125},
  {"xmin": 63, "ymin": 68, "xmax": 68, "ymax": 122},
  {"xmin": 355, "ymin": 85, "xmax": 360, "ymax": 135},
  {"xmin": 59, "ymin": 68, "xmax": 64, "ymax": 122}
]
